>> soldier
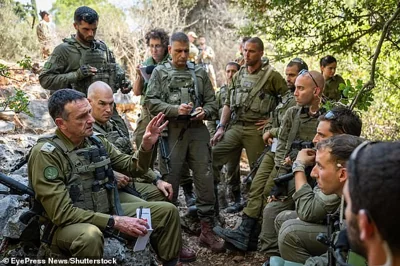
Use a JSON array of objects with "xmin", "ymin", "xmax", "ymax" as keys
[
  {"xmin": 145, "ymin": 32, "xmax": 223, "ymax": 252},
  {"xmin": 212, "ymin": 37, "xmax": 288, "ymax": 251},
  {"xmin": 197, "ymin": 36, "xmax": 217, "ymax": 89},
  {"xmin": 207, "ymin": 62, "xmax": 241, "ymax": 212},
  {"xmin": 272, "ymin": 107, "xmax": 362, "ymax": 262},
  {"xmin": 258, "ymin": 70, "xmax": 326, "ymax": 256},
  {"xmin": 36, "ymin": 10, "xmax": 56, "ymax": 59},
  {"xmin": 187, "ymin": 31, "xmax": 199, "ymax": 64},
  {"xmin": 39, "ymin": 6, "xmax": 131, "ymax": 137},
  {"xmin": 234, "ymin": 37, "xmax": 251, "ymax": 66},
  {"xmin": 28, "ymin": 89, "xmax": 183, "ymax": 266},
  {"xmin": 320, "ymin": 55, "xmax": 345, "ymax": 101},
  {"xmin": 87, "ymin": 81, "xmax": 196, "ymax": 263},
  {"xmin": 345, "ymin": 141, "xmax": 400, "ymax": 266}
]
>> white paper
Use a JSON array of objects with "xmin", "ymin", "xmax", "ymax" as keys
[
  {"xmin": 271, "ymin": 137, "xmax": 278, "ymax": 153},
  {"xmin": 133, "ymin": 208, "xmax": 153, "ymax": 252},
  {"xmin": 139, "ymin": 67, "xmax": 152, "ymax": 82}
]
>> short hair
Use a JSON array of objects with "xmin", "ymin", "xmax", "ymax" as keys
[
  {"xmin": 74, "ymin": 6, "xmax": 99, "ymax": 24},
  {"xmin": 170, "ymin": 32, "xmax": 189, "ymax": 45},
  {"xmin": 287, "ymin": 58, "xmax": 308, "ymax": 72},
  {"xmin": 145, "ymin": 28, "xmax": 169, "ymax": 49},
  {"xmin": 39, "ymin": 10, "xmax": 49, "ymax": 19},
  {"xmin": 318, "ymin": 106, "xmax": 362, "ymax": 136},
  {"xmin": 226, "ymin": 62, "xmax": 240, "ymax": 71},
  {"xmin": 241, "ymin": 37, "xmax": 251, "ymax": 44},
  {"xmin": 245, "ymin": 37, "xmax": 264, "ymax": 51},
  {"xmin": 316, "ymin": 134, "xmax": 363, "ymax": 167},
  {"xmin": 320, "ymin": 55, "xmax": 337, "ymax": 67},
  {"xmin": 348, "ymin": 141, "xmax": 400, "ymax": 253},
  {"xmin": 48, "ymin": 89, "xmax": 86, "ymax": 121}
]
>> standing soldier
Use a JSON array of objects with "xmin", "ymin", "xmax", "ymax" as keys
[
  {"xmin": 36, "ymin": 10, "xmax": 56, "ymax": 59},
  {"xmin": 145, "ymin": 32, "xmax": 224, "ymax": 252},
  {"xmin": 197, "ymin": 36, "xmax": 218, "ymax": 89},
  {"xmin": 39, "ymin": 6, "xmax": 131, "ymax": 137},
  {"xmin": 187, "ymin": 31, "xmax": 199, "ymax": 64},
  {"xmin": 211, "ymin": 37, "xmax": 288, "ymax": 251}
]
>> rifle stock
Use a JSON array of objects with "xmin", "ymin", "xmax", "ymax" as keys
[{"xmin": 242, "ymin": 145, "xmax": 270, "ymax": 184}]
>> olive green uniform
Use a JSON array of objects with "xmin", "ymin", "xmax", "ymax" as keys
[
  {"xmin": 197, "ymin": 45, "xmax": 217, "ymax": 89},
  {"xmin": 145, "ymin": 61, "xmax": 217, "ymax": 220},
  {"xmin": 39, "ymin": 35, "xmax": 129, "ymax": 137},
  {"xmin": 93, "ymin": 120, "xmax": 166, "ymax": 201},
  {"xmin": 260, "ymin": 106, "xmax": 323, "ymax": 255},
  {"xmin": 277, "ymin": 185, "xmax": 341, "ymax": 261},
  {"xmin": 28, "ymin": 129, "xmax": 181, "ymax": 262},
  {"xmin": 207, "ymin": 85, "xmax": 241, "ymax": 194},
  {"xmin": 212, "ymin": 61, "xmax": 288, "ymax": 201},
  {"xmin": 243, "ymin": 93, "xmax": 295, "ymax": 220},
  {"xmin": 324, "ymin": 74, "xmax": 345, "ymax": 101}
]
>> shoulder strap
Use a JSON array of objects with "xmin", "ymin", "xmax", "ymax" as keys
[
  {"xmin": 243, "ymin": 64, "xmax": 274, "ymax": 111},
  {"xmin": 93, "ymin": 123, "xmax": 108, "ymax": 135},
  {"xmin": 285, "ymin": 107, "xmax": 302, "ymax": 151},
  {"xmin": 187, "ymin": 62, "xmax": 201, "ymax": 107}
]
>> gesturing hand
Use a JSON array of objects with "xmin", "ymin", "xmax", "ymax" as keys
[{"xmin": 141, "ymin": 112, "xmax": 169, "ymax": 151}]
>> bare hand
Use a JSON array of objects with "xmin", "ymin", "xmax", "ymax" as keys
[
  {"xmin": 178, "ymin": 102, "xmax": 193, "ymax": 115},
  {"xmin": 296, "ymin": 148, "xmax": 316, "ymax": 166},
  {"xmin": 262, "ymin": 131, "xmax": 273, "ymax": 145},
  {"xmin": 114, "ymin": 171, "xmax": 130, "ymax": 188},
  {"xmin": 211, "ymin": 128, "xmax": 224, "ymax": 146},
  {"xmin": 190, "ymin": 106, "xmax": 205, "ymax": 121},
  {"xmin": 114, "ymin": 216, "xmax": 148, "ymax": 237},
  {"xmin": 255, "ymin": 119, "xmax": 268, "ymax": 131},
  {"xmin": 156, "ymin": 180, "xmax": 173, "ymax": 201},
  {"xmin": 142, "ymin": 112, "xmax": 169, "ymax": 151}
]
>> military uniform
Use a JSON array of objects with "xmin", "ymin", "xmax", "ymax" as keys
[
  {"xmin": 260, "ymin": 105, "xmax": 324, "ymax": 255},
  {"xmin": 93, "ymin": 120, "xmax": 166, "ymax": 201},
  {"xmin": 36, "ymin": 20, "xmax": 56, "ymax": 59},
  {"xmin": 28, "ymin": 129, "xmax": 181, "ymax": 262},
  {"xmin": 324, "ymin": 74, "xmax": 345, "ymax": 101},
  {"xmin": 189, "ymin": 43, "xmax": 199, "ymax": 63},
  {"xmin": 145, "ymin": 61, "xmax": 217, "ymax": 219},
  {"xmin": 197, "ymin": 45, "xmax": 217, "ymax": 88},
  {"xmin": 39, "ymin": 35, "xmax": 129, "ymax": 137}
]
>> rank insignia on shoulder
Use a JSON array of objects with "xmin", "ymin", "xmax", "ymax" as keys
[
  {"xmin": 44, "ymin": 62, "xmax": 52, "ymax": 69},
  {"xmin": 44, "ymin": 166, "xmax": 59, "ymax": 180},
  {"xmin": 40, "ymin": 142, "xmax": 56, "ymax": 153}
]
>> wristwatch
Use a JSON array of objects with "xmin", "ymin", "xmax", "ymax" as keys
[
  {"xmin": 216, "ymin": 123, "xmax": 225, "ymax": 130},
  {"xmin": 106, "ymin": 215, "xmax": 115, "ymax": 231},
  {"xmin": 292, "ymin": 160, "xmax": 306, "ymax": 173},
  {"xmin": 152, "ymin": 175, "xmax": 162, "ymax": 186}
]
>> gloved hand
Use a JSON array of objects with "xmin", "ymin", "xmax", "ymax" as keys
[
  {"xmin": 76, "ymin": 64, "xmax": 96, "ymax": 80},
  {"xmin": 120, "ymin": 80, "xmax": 132, "ymax": 94}
]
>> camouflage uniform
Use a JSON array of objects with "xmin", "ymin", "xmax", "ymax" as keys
[
  {"xmin": 28, "ymin": 129, "xmax": 181, "ymax": 262},
  {"xmin": 197, "ymin": 45, "xmax": 217, "ymax": 88},
  {"xmin": 259, "ymin": 105, "xmax": 324, "ymax": 255},
  {"xmin": 39, "ymin": 35, "xmax": 129, "ymax": 137},
  {"xmin": 36, "ymin": 20, "xmax": 56, "ymax": 59},
  {"xmin": 324, "ymin": 74, "xmax": 345, "ymax": 101}
]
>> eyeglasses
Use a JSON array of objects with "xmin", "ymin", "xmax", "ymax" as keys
[
  {"xmin": 298, "ymin": 69, "xmax": 319, "ymax": 88},
  {"xmin": 149, "ymin": 44, "xmax": 163, "ymax": 50}
]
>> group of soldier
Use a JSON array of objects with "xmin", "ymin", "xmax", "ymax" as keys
[{"xmin": 27, "ymin": 5, "xmax": 400, "ymax": 266}]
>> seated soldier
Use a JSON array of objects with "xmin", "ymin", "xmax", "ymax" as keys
[
  {"xmin": 345, "ymin": 141, "xmax": 400, "ymax": 266},
  {"xmin": 271, "ymin": 135, "xmax": 363, "ymax": 265},
  {"xmin": 87, "ymin": 81, "xmax": 172, "ymax": 202},
  {"xmin": 28, "ymin": 89, "xmax": 190, "ymax": 266},
  {"xmin": 260, "ymin": 106, "xmax": 362, "ymax": 258}
]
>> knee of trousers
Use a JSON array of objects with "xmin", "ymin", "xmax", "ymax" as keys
[
  {"xmin": 277, "ymin": 219, "xmax": 301, "ymax": 249},
  {"xmin": 72, "ymin": 224, "xmax": 104, "ymax": 257}
]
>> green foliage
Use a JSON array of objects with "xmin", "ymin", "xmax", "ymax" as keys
[
  {"xmin": 0, "ymin": 89, "xmax": 32, "ymax": 116},
  {"xmin": 0, "ymin": 63, "xmax": 11, "ymax": 78},
  {"xmin": 17, "ymin": 56, "xmax": 33, "ymax": 70}
]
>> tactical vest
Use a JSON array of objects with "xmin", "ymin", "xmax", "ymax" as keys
[
  {"xmin": 63, "ymin": 37, "xmax": 122, "ymax": 93},
  {"xmin": 93, "ymin": 121, "xmax": 133, "ymax": 155},
  {"xmin": 230, "ymin": 62, "xmax": 277, "ymax": 120},
  {"xmin": 38, "ymin": 134, "xmax": 116, "ymax": 214},
  {"xmin": 161, "ymin": 62, "xmax": 200, "ymax": 107}
]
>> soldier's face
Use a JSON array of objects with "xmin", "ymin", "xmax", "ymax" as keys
[
  {"xmin": 320, "ymin": 62, "xmax": 337, "ymax": 79},
  {"xmin": 312, "ymin": 121, "xmax": 333, "ymax": 144},
  {"xmin": 74, "ymin": 21, "xmax": 98, "ymax": 44},
  {"xmin": 294, "ymin": 75, "xmax": 316, "ymax": 106},
  {"xmin": 243, "ymin": 42, "xmax": 263, "ymax": 67},
  {"xmin": 169, "ymin": 41, "xmax": 189, "ymax": 69},
  {"xmin": 285, "ymin": 65, "xmax": 299, "ymax": 91},
  {"xmin": 57, "ymin": 99, "xmax": 95, "ymax": 142},
  {"xmin": 225, "ymin": 65, "xmax": 238, "ymax": 84},
  {"xmin": 89, "ymin": 90, "xmax": 114, "ymax": 125},
  {"xmin": 310, "ymin": 147, "xmax": 346, "ymax": 196},
  {"xmin": 149, "ymin": 38, "xmax": 166, "ymax": 64},
  {"xmin": 198, "ymin": 37, "xmax": 206, "ymax": 45}
]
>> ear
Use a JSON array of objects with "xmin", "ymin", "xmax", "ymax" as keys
[
  {"xmin": 358, "ymin": 210, "xmax": 374, "ymax": 241},
  {"xmin": 55, "ymin": 117, "xmax": 66, "ymax": 129},
  {"xmin": 168, "ymin": 45, "xmax": 172, "ymax": 55},
  {"xmin": 73, "ymin": 22, "xmax": 78, "ymax": 30},
  {"xmin": 339, "ymin": 167, "xmax": 347, "ymax": 184},
  {"xmin": 314, "ymin": 86, "xmax": 322, "ymax": 96}
]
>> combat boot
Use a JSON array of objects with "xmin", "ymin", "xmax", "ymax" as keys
[
  {"xmin": 199, "ymin": 221, "xmax": 226, "ymax": 253},
  {"xmin": 247, "ymin": 221, "xmax": 261, "ymax": 251},
  {"xmin": 225, "ymin": 189, "xmax": 243, "ymax": 213},
  {"xmin": 182, "ymin": 183, "xmax": 196, "ymax": 207},
  {"xmin": 213, "ymin": 214, "xmax": 256, "ymax": 251}
]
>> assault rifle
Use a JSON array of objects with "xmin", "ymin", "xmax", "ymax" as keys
[{"xmin": 242, "ymin": 145, "xmax": 270, "ymax": 184}]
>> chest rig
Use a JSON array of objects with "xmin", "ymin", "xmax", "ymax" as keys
[
  {"xmin": 230, "ymin": 63, "xmax": 276, "ymax": 116},
  {"xmin": 161, "ymin": 62, "xmax": 201, "ymax": 107},
  {"xmin": 38, "ymin": 134, "xmax": 118, "ymax": 214},
  {"xmin": 64, "ymin": 37, "xmax": 119, "ymax": 93},
  {"xmin": 93, "ymin": 121, "xmax": 133, "ymax": 155}
]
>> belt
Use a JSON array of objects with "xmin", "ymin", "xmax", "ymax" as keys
[{"xmin": 233, "ymin": 121, "xmax": 256, "ymax": 127}]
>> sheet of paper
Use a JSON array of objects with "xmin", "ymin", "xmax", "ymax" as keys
[
  {"xmin": 271, "ymin": 137, "xmax": 278, "ymax": 153},
  {"xmin": 133, "ymin": 208, "xmax": 153, "ymax": 252},
  {"xmin": 139, "ymin": 67, "xmax": 152, "ymax": 82}
]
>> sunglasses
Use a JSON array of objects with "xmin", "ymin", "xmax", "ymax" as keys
[
  {"xmin": 299, "ymin": 69, "xmax": 319, "ymax": 88},
  {"xmin": 323, "ymin": 110, "xmax": 347, "ymax": 134}
]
